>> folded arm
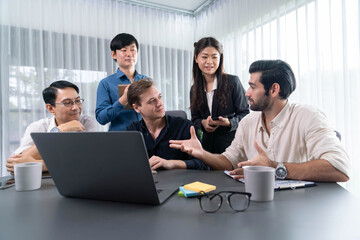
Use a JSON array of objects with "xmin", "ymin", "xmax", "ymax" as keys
[
  {"xmin": 7, "ymin": 145, "xmax": 47, "ymax": 174},
  {"xmin": 95, "ymin": 82, "xmax": 125, "ymax": 125},
  {"xmin": 7, "ymin": 120, "xmax": 85, "ymax": 174}
]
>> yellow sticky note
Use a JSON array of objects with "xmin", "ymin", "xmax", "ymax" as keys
[{"xmin": 183, "ymin": 181, "xmax": 216, "ymax": 193}]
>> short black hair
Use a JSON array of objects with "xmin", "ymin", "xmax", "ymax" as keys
[
  {"xmin": 42, "ymin": 80, "xmax": 79, "ymax": 106},
  {"xmin": 249, "ymin": 60, "xmax": 296, "ymax": 99},
  {"xmin": 110, "ymin": 33, "xmax": 139, "ymax": 62}
]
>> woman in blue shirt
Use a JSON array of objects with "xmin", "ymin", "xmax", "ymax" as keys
[{"xmin": 96, "ymin": 33, "xmax": 147, "ymax": 131}]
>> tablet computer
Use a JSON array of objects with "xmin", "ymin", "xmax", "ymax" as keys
[
  {"xmin": 0, "ymin": 175, "xmax": 15, "ymax": 190},
  {"xmin": 212, "ymin": 113, "xmax": 235, "ymax": 121}
]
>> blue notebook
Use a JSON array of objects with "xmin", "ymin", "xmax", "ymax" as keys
[{"xmin": 179, "ymin": 186, "xmax": 210, "ymax": 198}]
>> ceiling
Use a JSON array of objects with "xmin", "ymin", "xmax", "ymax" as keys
[
  {"xmin": 118, "ymin": 0, "xmax": 216, "ymax": 15},
  {"xmin": 138, "ymin": 0, "xmax": 209, "ymax": 11}
]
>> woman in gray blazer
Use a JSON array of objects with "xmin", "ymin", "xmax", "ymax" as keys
[{"xmin": 190, "ymin": 37, "xmax": 249, "ymax": 154}]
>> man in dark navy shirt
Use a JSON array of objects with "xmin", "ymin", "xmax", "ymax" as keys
[{"xmin": 126, "ymin": 79, "xmax": 209, "ymax": 170}]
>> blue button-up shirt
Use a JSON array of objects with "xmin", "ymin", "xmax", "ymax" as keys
[
  {"xmin": 127, "ymin": 115, "xmax": 210, "ymax": 170},
  {"xmin": 95, "ymin": 68, "xmax": 147, "ymax": 131}
]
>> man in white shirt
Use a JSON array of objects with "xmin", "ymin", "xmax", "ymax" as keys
[
  {"xmin": 6, "ymin": 80, "xmax": 98, "ymax": 173},
  {"xmin": 170, "ymin": 60, "xmax": 350, "ymax": 182}
]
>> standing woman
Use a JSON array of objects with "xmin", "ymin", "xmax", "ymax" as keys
[
  {"xmin": 190, "ymin": 37, "xmax": 249, "ymax": 154},
  {"xmin": 96, "ymin": 33, "xmax": 147, "ymax": 131}
]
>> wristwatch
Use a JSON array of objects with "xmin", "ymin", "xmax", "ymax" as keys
[
  {"xmin": 275, "ymin": 162, "xmax": 287, "ymax": 179},
  {"xmin": 50, "ymin": 127, "xmax": 61, "ymax": 132}
]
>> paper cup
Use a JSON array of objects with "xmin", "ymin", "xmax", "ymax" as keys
[{"xmin": 14, "ymin": 162, "xmax": 42, "ymax": 191}]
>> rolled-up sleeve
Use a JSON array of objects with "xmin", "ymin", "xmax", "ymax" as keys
[
  {"xmin": 95, "ymin": 81, "xmax": 125, "ymax": 125},
  {"xmin": 82, "ymin": 116, "xmax": 100, "ymax": 132},
  {"xmin": 304, "ymin": 110, "xmax": 351, "ymax": 177}
]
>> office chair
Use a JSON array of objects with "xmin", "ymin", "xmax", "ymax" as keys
[
  {"xmin": 334, "ymin": 130, "xmax": 341, "ymax": 141},
  {"xmin": 165, "ymin": 110, "xmax": 187, "ymax": 119}
]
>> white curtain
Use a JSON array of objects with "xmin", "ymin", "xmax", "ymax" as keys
[
  {"xmin": 196, "ymin": 0, "xmax": 360, "ymax": 196},
  {"xmin": 0, "ymin": 0, "xmax": 194, "ymax": 176},
  {"xmin": 1, "ymin": 0, "xmax": 359, "ymax": 197}
]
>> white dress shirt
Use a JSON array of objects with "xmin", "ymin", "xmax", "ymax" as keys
[
  {"xmin": 222, "ymin": 102, "xmax": 350, "ymax": 177},
  {"xmin": 13, "ymin": 115, "xmax": 98, "ymax": 155},
  {"xmin": 205, "ymin": 76, "xmax": 217, "ymax": 115}
]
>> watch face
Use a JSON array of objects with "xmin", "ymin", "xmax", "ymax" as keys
[
  {"xmin": 50, "ymin": 127, "xmax": 60, "ymax": 132},
  {"xmin": 276, "ymin": 167, "xmax": 287, "ymax": 179}
]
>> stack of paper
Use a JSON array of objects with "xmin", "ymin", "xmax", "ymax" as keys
[
  {"xmin": 178, "ymin": 181, "xmax": 216, "ymax": 198},
  {"xmin": 223, "ymin": 170, "xmax": 316, "ymax": 190},
  {"xmin": 178, "ymin": 187, "xmax": 199, "ymax": 197},
  {"xmin": 184, "ymin": 181, "xmax": 216, "ymax": 192}
]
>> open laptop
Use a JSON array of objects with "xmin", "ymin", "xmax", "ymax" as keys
[{"xmin": 31, "ymin": 131, "xmax": 178, "ymax": 205}]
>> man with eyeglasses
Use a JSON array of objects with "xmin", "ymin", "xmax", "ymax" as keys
[
  {"xmin": 6, "ymin": 80, "xmax": 98, "ymax": 174},
  {"xmin": 126, "ymin": 79, "xmax": 209, "ymax": 170}
]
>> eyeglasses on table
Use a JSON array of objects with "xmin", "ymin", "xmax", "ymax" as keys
[{"xmin": 197, "ymin": 191, "xmax": 252, "ymax": 213}]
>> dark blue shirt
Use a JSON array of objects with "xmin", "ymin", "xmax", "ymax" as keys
[
  {"xmin": 127, "ymin": 115, "xmax": 209, "ymax": 170},
  {"xmin": 95, "ymin": 68, "xmax": 147, "ymax": 131}
]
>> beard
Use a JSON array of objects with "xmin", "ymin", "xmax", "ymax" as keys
[{"xmin": 249, "ymin": 94, "xmax": 270, "ymax": 111}]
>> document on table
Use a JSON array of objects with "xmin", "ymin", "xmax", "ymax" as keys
[{"xmin": 224, "ymin": 170, "xmax": 316, "ymax": 191}]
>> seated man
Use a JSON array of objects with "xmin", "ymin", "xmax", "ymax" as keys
[
  {"xmin": 170, "ymin": 60, "xmax": 350, "ymax": 182},
  {"xmin": 7, "ymin": 80, "xmax": 98, "ymax": 173},
  {"xmin": 126, "ymin": 79, "xmax": 209, "ymax": 170}
]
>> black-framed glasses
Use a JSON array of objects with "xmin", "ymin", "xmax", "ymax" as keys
[
  {"xmin": 197, "ymin": 191, "xmax": 252, "ymax": 213},
  {"xmin": 54, "ymin": 99, "xmax": 84, "ymax": 108}
]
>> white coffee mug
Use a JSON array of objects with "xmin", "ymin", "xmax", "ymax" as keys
[
  {"xmin": 243, "ymin": 166, "xmax": 275, "ymax": 201},
  {"xmin": 14, "ymin": 162, "xmax": 42, "ymax": 191}
]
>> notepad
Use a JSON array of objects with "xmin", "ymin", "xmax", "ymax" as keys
[
  {"xmin": 224, "ymin": 170, "xmax": 316, "ymax": 191},
  {"xmin": 178, "ymin": 187, "xmax": 199, "ymax": 198},
  {"xmin": 118, "ymin": 84, "xmax": 132, "ymax": 110},
  {"xmin": 183, "ymin": 181, "xmax": 216, "ymax": 193}
]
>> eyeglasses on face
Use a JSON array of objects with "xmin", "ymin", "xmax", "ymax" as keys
[
  {"xmin": 54, "ymin": 99, "xmax": 84, "ymax": 108},
  {"xmin": 197, "ymin": 191, "xmax": 252, "ymax": 213}
]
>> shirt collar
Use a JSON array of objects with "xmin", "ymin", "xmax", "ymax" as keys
[
  {"xmin": 48, "ymin": 116, "xmax": 58, "ymax": 132},
  {"xmin": 258, "ymin": 100, "xmax": 290, "ymax": 133},
  {"xmin": 116, "ymin": 68, "xmax": 126, "ymax": 78},
  {"xmin": 270, "ymin": 100, "xmax": 290, "ymax": 129},
  {"xmin": 116, "ymin": 68, "xmax": 141, "ymax": 81},
  {"xmin": 203, "ymin": 76, "xmax": 217, "ymax": 92},
  {"xmin": 139, "ymin": 115, "xmax": 169, "ymax": 133},
  {"xmin": 140, "ymin": 118, "xmax": 147, "ymax": 131}
]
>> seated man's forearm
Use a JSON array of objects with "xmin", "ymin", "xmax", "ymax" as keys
[
  {"xmin": 285, "ymin": 159, "xmax": 349, "ymax": 182},
  {"xmin": 14, "ymin": 145, "xmax": 48, "ymax": 172},
  {"xmin": 170, "ymin": 160, "xmax": 187, "ymax": 169},
  {"xmin": 22, "ymin": 145, "xmax": 41, "ymax": 159},
  {"xmin": 184, "ymin": 158, "xmax": 210, "ymax": 170},
  {"xmin": 200, "ymin": 151, "xmax": 233, "ymax": 170}
]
